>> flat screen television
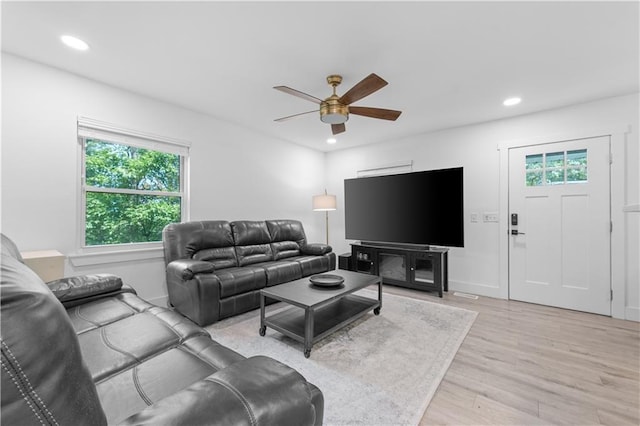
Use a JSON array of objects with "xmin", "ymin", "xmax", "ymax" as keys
[{"xmin": 344, "ymin": 167, "xmax": 464, "ymax": 247}]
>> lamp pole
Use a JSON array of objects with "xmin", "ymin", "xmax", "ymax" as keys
[{"xmin": 312, "ymin": 189, "xmax": 337, "ymax": 246}]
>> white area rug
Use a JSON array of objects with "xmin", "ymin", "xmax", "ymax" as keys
[{"xmin": 207, "ymin": 290, "xmax": 477, "ymax": 426}]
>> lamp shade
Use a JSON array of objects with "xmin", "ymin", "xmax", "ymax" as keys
[{"xmin": 312, "ymin": 194, "xmax": 337, "ymax": 211}]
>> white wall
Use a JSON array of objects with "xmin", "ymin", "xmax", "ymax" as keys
[
  {"xmin": 326, "ymin": 93, "xmax": 639, "ymax": 321},
  {"xmin": 1, "ymin": 53, "xmax": 327, "ymax": 305},
  {"xmin": 3, "ymin": 53, "xmax": 638, "ymax": 320}
]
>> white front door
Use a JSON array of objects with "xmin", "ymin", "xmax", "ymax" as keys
[{"xmin": 508, "ymin": 136, "xmax": 611, "ymax": 315}]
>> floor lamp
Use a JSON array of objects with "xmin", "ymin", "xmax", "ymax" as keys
[{"xmin": 312, "ymin": 190, "xmax": 337, "ymax": 245}]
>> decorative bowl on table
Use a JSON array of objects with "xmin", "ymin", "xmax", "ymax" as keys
[{"xmin": 309, "ymin": 274, "xmax": 345, "ymax": 287}]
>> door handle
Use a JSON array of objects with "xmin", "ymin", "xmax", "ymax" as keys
[{"xmin": 511, "ymin": 230, "xmax": 526, "ymax": 235}]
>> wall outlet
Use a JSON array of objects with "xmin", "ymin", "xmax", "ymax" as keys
[
  {"xmin": 483, "ymin": 212, "xmax": 499, "ymax": 223},
  {"xmin": 470, "ymin": 212, "xmax": 479, "ymax": 223}
]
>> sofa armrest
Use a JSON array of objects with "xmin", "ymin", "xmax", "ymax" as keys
[
  {"xmin": 119, "ymin": 356, "xmax": 320, "ymax": 426},
  {"xmin": 301, "ymin": 243, "xmax": 332, "ymax": 255},
  {"xmin": 166, "ymin": 263, "xmax": 221, "ymax": 326},
  {"xmin": 47, "ymin": 273, "xmax": 124, "ymax": 304},
  {"xmin": 167, "ymin": 259, "xmax": 215, "ymax": 280}
]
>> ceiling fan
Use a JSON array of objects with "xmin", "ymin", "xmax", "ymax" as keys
[{"xmin": 273, "ymin": 73, "xmax": 402, "ymax": 135}]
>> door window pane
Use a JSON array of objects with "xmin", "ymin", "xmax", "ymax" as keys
[
  {"xmin": 545, "ymin": 152, "xmax": 565, "ymax": 168},
  {"xmin": 567, "ymin": 149, "xmax": 587, "ymax": 166},
  {"xmin": 526, "ymin": 154, "xmax": 544, "ymax": 170},
  {"xmin": 525, "ymin": 149, "xmax": 588, "ymax": 186},
  {"xmin": 567, "ymin": 167, "xmax": 588, "ymax": 183},
  {"xmin": 526, "ymin": 171, "xmax": 543, "ymax": 187},
  {"xmin": 546, "ymin": 168, "xmax": 565, "ymax": 185}
]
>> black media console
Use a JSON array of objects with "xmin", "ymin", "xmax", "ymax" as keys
[{"xmin": 344, "ymin": 242, "xmax": 449, "ymax": 297}]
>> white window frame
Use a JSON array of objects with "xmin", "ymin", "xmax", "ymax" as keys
[{"xmin": 76, "ymin": 117, "xmax": 190, "ymax": 254}]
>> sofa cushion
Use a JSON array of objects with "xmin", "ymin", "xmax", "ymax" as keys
[
  {"xmin": 232, "ymin": 221, "xmax": 272, "ymax": 245},
  {"xmin": 232, "ymin": 221, "xmax": 274, "ymax": 266},
  {"xmin": 253, "ymin": 260, "xmax": 303, "ymax": 286},
  {"xmin": 67, "ymin": 296, "xmax": 137, "ymax": 334},
  {"xmin": 193, "ymin": 247, "xmax": 237, "ymax": 269},
  {"xmin": 266, "ymin": 219, "xmax": 307, "ymax": 244},
  {"xmin": 289, "ymin": 255, "xmax": 333, "ymax": 277},
  {"xmin": 163, "ymin": 221, "xmax": 237, "ymax": 267},
  {"xmin": 267, "ymin": 220, "xmax": 307, "ymax": 260},
  {"xmin": 95, "ymin": 335, "xmax": 245, "ymax": 425},
  {"xmin": 214, "ymin": 266, "xmax": 267, "ymax": 298},
  {"xmin": 271, "ymin": 240, "xmax": 301, "ymax": 260},
  {"xmin": 76, "ymin": 304, "xmax": 209, "ymax": 383}
]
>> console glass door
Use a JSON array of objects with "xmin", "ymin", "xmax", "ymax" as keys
[
  {"xmin": 414, "ymin": 255, "xmax": 434, "ymax": 284},
  {"xmin": 378, "ymin": 252, "xmax": 407, "ymax": 282}
]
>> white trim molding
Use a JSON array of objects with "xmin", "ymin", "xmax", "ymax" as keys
[
  {"xmin": 357, "ymin": 160, "xmax": 413, "ymax": 177},
  {"xmin": 68, "ymin": 245, "xmax": 165, "ymax": 267}
]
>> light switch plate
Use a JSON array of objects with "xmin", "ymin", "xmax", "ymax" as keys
[{"xmin": 483, "ymin": 212, "xmax": 499, "ymax": 222}]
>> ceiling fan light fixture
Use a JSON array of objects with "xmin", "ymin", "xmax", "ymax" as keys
[
  {"xmin": 320, "ymin": 112, "xmax": 348, "ymax": 124},
  {"xmin": 320, "ymin": 97, "xmax": 349, "ymax": 124}
]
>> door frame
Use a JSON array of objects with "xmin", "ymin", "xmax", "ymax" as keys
[{"xmin": 497, "ymin": 125, "xmax": 630, "ymax": 319}]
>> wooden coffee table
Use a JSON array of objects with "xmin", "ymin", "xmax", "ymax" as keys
[{"xmin": 259, "ymin": 270, "xmax": 382, "ymax": 358}]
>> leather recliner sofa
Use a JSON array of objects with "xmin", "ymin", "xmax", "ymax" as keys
[
  {"xmin": 0, "ymin": 234, "xmax": 323, "ymax": 425},
  {"xmin": 163, "ymin": 219, "xmax": 336, "ymax": 326}
]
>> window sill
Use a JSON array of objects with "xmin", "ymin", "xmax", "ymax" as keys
[{"xmin": 68, "ymin": 246, "xmax": 165, "ymax": 267}]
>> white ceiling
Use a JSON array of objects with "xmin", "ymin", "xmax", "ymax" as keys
[{"xmin": 2, "ymin": 1, "xmax": 638, "ymax": 152}]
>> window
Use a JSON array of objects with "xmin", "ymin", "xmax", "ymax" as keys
[
  {"xmin": 526, "ymin": 149, "xmax": 587, "ymax": 186},
  {"xmin": 78, "ymin": 118, "xmax": 189, "ymax": 247}
]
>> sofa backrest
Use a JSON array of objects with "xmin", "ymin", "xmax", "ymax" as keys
[
  {"xmin": 163, "ymin": 219, "xmax": 312, "ymax": 269},
  {"xmin": 266, "ymin": 219, "xmax": 307, "ymax": 260},
  {"xmin": 0, "ymin": 234, "xmax": 108, "ymax": 425},
  {"xmin": 162, "ymin": 221, "xmax": 238, "ymax": 269},
  {"xmin": 231, "ymin": 221, "xmax": 274, "ymax": 266}
]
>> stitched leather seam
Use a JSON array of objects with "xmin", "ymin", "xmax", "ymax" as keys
[
  {"xmin": 206, "ymin": 378, "xmax": 256, "ymax": 426},
  {"xmin": 100, "ymin": 327, "xmax": 139, "ymax": 362},
  {"xmin": 1, "ymin": 356, "xmax": 45, "ymax": 425},
  {"xmin": 75, "ymin": 306, "xmax": 102, "ymax": 329},
  {"xmin": 75, "ymin": 299, "xmax": 137, "ymax": 332},
  {"xmin": 176, "ymin": 344, "xmax": 220, "ymax": 372},
  {"xmin": 132, "ymin": 366, "xmax": 153, "ymax": 406},
  {"xmin": 1, "ymin": 340, "xmax": 58, "ymax": 425},
  {"xmin": 150, "ymin": 312, "xmax": 186, "ymax": 343},
  {"xmin": 93, "ymin": 344, "xmax": 179, "ymax": 385}
]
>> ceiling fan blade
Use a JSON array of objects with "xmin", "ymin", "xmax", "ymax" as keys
[
  {"xmin": 349, "ymin": 106, "xmax": 402, "ymax": 121},
  {"xmin": 274, "ymin": 110, "xmax": 318, "ymax": 122},
  {"xmin": 273, "ymin": 86, "xmax": 322, "ymax": 104},
  {"xmin": 338, "ymin": 73, "xmax": 388, "ymax": 105},
  {"xmin": 332, "ymin": 123, "xmax": 346, "ymax": 135}
]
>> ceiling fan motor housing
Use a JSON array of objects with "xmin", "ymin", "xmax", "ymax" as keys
[{"xmin": 320, "ymin": 96, "xmax": 349, "ymax": 124}]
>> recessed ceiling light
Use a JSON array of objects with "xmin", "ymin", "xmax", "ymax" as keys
[
  {"xmin": 61, "ymin": 35, "xmax": 89, "ymax": 51},
  {"xmin": 503, "ymin": 97, "xmax": 522, "ymax": 106},
  {"xmin": 327, "ymin": 138, "xmax": 337, "ymax": 145}
]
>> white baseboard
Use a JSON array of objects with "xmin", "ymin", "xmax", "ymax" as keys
[
  {"xmin": 448, "ymin": 280, "xmax": 503, "ymax": 299},
  {"xmin": 625, "ymin": 306, "xmax": 640, "ymax": 322}
]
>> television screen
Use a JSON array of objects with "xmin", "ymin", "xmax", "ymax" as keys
[{"xmin": 344, "ymin": 167, "xmax": 464, "ymax": 247}]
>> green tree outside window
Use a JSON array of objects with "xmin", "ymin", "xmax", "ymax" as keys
[{"xmin": 84, "ymin": 139, "xmax": 182, "ymax": 246}]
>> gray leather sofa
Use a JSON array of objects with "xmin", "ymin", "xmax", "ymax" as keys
[
  {"xmin": 163, "ymin": 219, "xmax": 336, "ymax": 326},
  {"xmin": 1, "ymin": 234, "xmax": 323, "ymax": 425}
]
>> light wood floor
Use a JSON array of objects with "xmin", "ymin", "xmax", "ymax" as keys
[{"xmin": 380, "ymin": 286, "xmax": 640, "ymax": 426}]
